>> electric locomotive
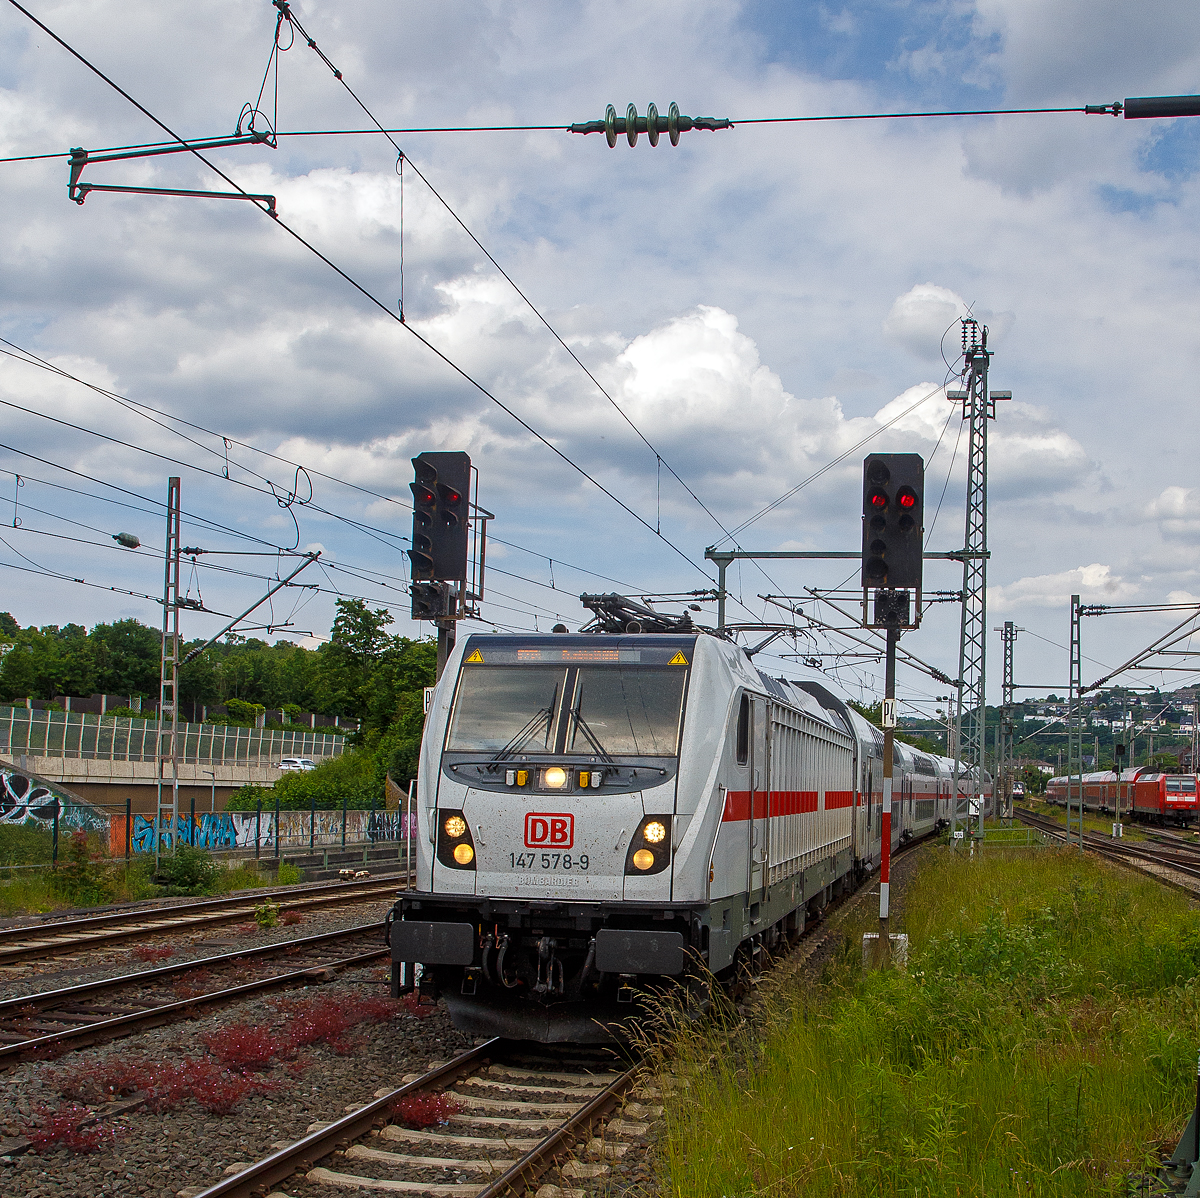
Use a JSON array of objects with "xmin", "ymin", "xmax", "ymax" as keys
[
  {"xmin": 387, "ymin": 629, "xmax": 981, "ymax": 1041},
  {"xmin": 1046, "ymin": 767, "xmax": 1198, "ymax": 825}
]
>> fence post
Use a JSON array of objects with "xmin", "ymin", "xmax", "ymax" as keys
[
  {"xmin": 274, "ymin": 788, "xmax": 280, "ymax": 859},
  {"xmin": 125, "ymin": 791, "xmax": 132, "ymax": 861},
  {"xmin": 52, "ymin": 801, "xmax": 59, "ymax": 867},
  {"xmin": 255, "ymin": 792, "xmax": 262, "ymax": 861},
  {"xmin": 310, "ymin": 791, "xmax": 315, "ymax": 852},
  {"xmin": 341, "ymin": 791, "xmax": 347, "ymax": 850}
]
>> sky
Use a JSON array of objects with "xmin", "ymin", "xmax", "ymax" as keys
[{"xmin": 1, "ymin": 0, "xmax": 1199, "ymax": 725}]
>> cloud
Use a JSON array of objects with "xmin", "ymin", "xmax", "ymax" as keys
[
  {"xmin": 989, "ymin": 564, "xmax": 1139, "ymax": 612},
  {"xmin": 1147, "ymin": 487, "xmax": 1200, "ymax": 540},
  {"xmin": 882, "ymin": 285, "xmax": 967, "ymax": 361}
]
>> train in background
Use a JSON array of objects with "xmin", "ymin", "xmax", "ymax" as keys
[
  {"xmin": 1045, "ymin": 767, "xmax": 1199, "ymax": 826},
  {"xmin": 388, "ymin": 630, "xmax": 991, "ymax": 1042}
]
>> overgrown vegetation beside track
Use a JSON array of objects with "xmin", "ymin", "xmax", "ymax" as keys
[
  {"xmin": 654, "ymin": 847, "xmax": 1200, "ymax": 1197},
  {"xmin": 0, "ymin": 836, "xmax": 303, "ymax": 915}
]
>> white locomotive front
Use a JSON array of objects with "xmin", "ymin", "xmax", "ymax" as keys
[{"xmin": 388, "ymin": 630, "xmax": 965, "ymax": 1041}]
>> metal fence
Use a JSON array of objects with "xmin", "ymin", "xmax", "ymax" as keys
[{"xmin": 0, "ymin": 706, "xmax": 345, "ymax": 765}]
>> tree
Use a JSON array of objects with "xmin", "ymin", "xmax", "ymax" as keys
[{"xmin": 91, "ymin": 619, "xmax": 160, "ymax": 697}]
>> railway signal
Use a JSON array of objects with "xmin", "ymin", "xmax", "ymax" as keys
[
  {"xmin": 859, "ymin": 451, "xmax": 925, "ymax": 959},
  {"xmin": 408, "ymin": 452, "xmax": 470, "ymax": 583},
  {"xmin": 861, "ymin": 452, "xmax": 924, "ymax": 595},
  {"xmin": 410, "ymin": 581, "xmax": 446, "ymax": 621}
]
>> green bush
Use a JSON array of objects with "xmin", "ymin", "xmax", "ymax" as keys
[
  {"xmin": 224, "ymin": 698, "xmax": 265, "ymax": 723},
  {"xmin": 254, "ymin": 900, "xmax": 280, "ymax": 928},
  {"xmin": 0, "ymin": 823, "xmax": 55, "ymax": 867},
  {"xmin": 48, "ymin": 829, "xmax": 113, "ymax": 907},
  {"xmin": 276, "ymin": 861, "xmax": 301, "ymax": 884},
  {"xmin": 156, "ymin": 844, "xmax": 221, "ymax": 895},
  {"xmin": 101, "ymin": 707, "xmax": 143, "ymax": 721},
  {"xmin": 226, "ymin": 750, "xmax": 379, "ymax": 811}
]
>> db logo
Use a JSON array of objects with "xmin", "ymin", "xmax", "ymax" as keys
[{"xmin": 524, "ymin": 812, "xmax": 574, "ymax": 848}]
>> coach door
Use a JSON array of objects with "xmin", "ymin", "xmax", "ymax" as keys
[{"xmin": 747, "ymin": 697, "xmax": 769, "ymax": 901}]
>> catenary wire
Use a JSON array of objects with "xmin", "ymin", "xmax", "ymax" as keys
[
  {"xmin": 0, "ymin": 339, "xmax": 671, "ymax": 597},
  {"xmin": 2, "ymin": 0, "xmax": 719, "ymax": 599},
  {"xmin": 273, "ymin": 1, "xmax": 753, "ymax": 578},
  {"xmin": 0, "ymin": 104, "xmax": 1106, "ymax": 163}
]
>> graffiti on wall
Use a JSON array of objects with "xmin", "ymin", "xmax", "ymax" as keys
[
  {"xmin": 0, "ymin": 767, "xmax": 110, "ymax": 834},
  {"xmin": 111, "ymin": 809, "xmax": 419, "ymax": 855}
]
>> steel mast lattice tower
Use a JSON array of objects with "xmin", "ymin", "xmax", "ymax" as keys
[
  {"xmin": 949, "ymin": 320, "xmax": 999, "ymax": 839},
  {"xmin": 997, "ymin": 620, "xmax": 1020, "ymax": 821},
  {"xmin": 155, "ymin": 477, "xmax": 181, "ymax": 872}
]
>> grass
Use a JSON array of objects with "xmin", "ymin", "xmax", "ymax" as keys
[
  {"xmin": 0, "ymin": 842, "xmax": 288, "ymax": 916},
  {"xmin": 652, "ymin": 847, "xmax": 1200, "ymax": 1197}
]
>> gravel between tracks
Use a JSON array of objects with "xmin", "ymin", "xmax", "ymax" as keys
[
  {"xmin": 0, "ymin": 854, "xmax": 933, "ymax": 1198},
  {"xmin": 0, "ymin": 892, "xmax": 403, "ymax": 1003},
  {"xmin": 0, "ymin": 961, "xmax": 476, "ymax": 1198}
]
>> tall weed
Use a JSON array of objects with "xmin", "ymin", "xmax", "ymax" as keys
[{"xmin": 658, "ymin": 848, "xmax": 1200, "ymax": 1198}]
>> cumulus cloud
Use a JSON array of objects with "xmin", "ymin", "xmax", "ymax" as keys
[
  {"xmin": 1147, "ymin": 487, "xmax": 1200, "ymax": 539},
  {"xmin": 882, "ymin": 285, "xmax": 967, "ymax": 361},
  {"xmin": 989, "ymin": 564, "xmax": 1139, "ymax": 612}
]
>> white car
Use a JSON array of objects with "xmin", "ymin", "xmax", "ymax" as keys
[{"xmin": 277, "ymin": 757, "xmax": 316, "ymax": 772}]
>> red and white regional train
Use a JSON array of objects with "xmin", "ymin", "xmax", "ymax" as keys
[
  {"xmin": 388, "ymin": 631, "xmax": 990, "ymax": 1041},
  {"xmin": 1045, "ymin": 768, "xmax": 1199, "ymax": 826}
]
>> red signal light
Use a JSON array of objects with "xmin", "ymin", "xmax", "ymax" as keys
[
  {"xmin": 868, "ymin": 489, "xmax": 888, "ymax": 509},
  {"xmin": 444, "ymin": 490, "xmax": 461, "ymax": 505},
  {"xmin": 898, "ymin": 491, "xmax": 916, "ymax": 508},
  {"xmin": 411, "ymin": 484, "xmax": 435, "ymax": 506}
]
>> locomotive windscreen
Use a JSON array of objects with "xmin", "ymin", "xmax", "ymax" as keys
[
  {"xmin": 565, "ymin": 668, "xmax": 686, "ymax": 756},
  {"xmin": 446, "ymin": 662, "xmax": 687, "ymax": 757},
  {"xmin": 446, "ymin": 667, "xmax": 563, "ymax": 753}
]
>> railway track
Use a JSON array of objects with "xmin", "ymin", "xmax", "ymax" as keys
[
  {"xmin": 0, "ymin": 874, "xmax": 407, "ymax": 967},
  {"xmin": 184, "ymin": 839, "xmax": 934, "ymax": 1198},
  {"xmin": 192, "ymin": 1038, "xmax": 649, "ymax": 1198},
  {"xmin": 1015, "ymin": 808, "xmax": 1200, "ymax": 887},
  {"xmin": 0, "ymin": 922, "xmax": 390, "ymax": 1066}
]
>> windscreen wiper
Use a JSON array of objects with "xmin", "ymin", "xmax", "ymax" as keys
[
  {"xmin": 568, "ymin": 706, "xmax": 616, "ymax": 764},
  {"xmin": 491, "ymin": 707, "xmax": 553, "ymax": 762}
]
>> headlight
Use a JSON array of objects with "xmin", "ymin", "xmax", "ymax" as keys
[
  {"xmin": 624, "ymin": 815, "xmax": 672, "ymax": 876},
  {"xmin": 543, "ymin": 766, "xmax": 567, "ymax": 788},
  {"xmin": 435, "ymin": 809, "xmax": 476, "ymax": 870}
]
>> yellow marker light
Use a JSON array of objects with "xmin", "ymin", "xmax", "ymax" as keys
[
  {"xmin": 643, "ymin": 821, "xmax": 667, "ymax": 844},
  {"xmin": 543, "ymin": 766, "xmax": 568, "ymax": 788},
  {"xmin": 632, "ymin": 848, "xmax": 655, "ymax": 871},
  {"xmin": 578, "ymin": 771, "xmax": 590, "ymax": 788},
  {"xmin": 443, "ymin": 815, "xmax": 467, "ymax": 839},
  {"xmin": 516, "ymin": 770, "xmax": 528, "ymax": 786},
  {"xmin": 453, "ymin": 843, "xmax": 475, "ymax": 865}
]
